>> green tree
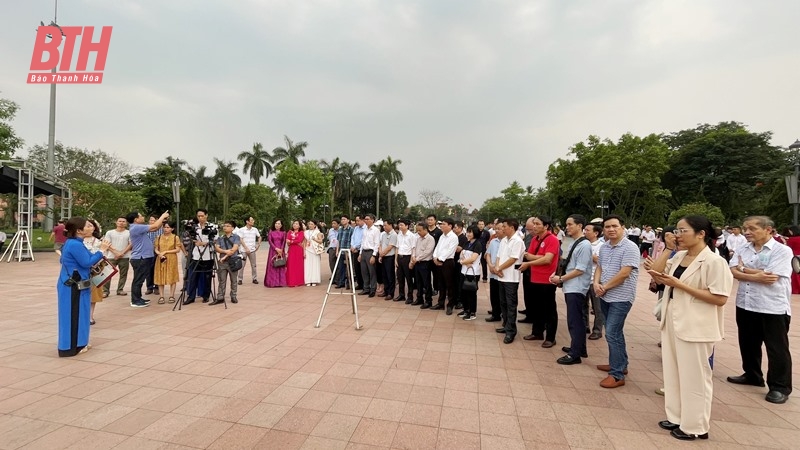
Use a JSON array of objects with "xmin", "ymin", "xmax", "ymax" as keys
[
  {"xmin": 272, "ymin": 135, "xmax": 308, "ymax": 168},
  {"xmin": 341, "ymin": 161, "xmax": 367, "ymax": 217},
  {"xmin": 27, "ymin": 143, "xmax": 135, "ymax": 183},
  {"xmin": 238, "ymin": 183, "xmax": 280, "ymax": 225},
  {"xmin": 661, "ymin": 122, "xmax": 785, "ymax": 221},
  {"xmin": 320, "ymin": 157, "xmax": 346, "ymax": 218},
  {"xmin": 0, "ymin": 95, "xmax": 23, "ymax": 159},
  {"xmin": 213, "ymin": 158, "xmax": 241, "ymax": 218},
  {"xmin": 70, "ymin": 179, "xmax": 146, "ymax": 229},
  {"xmin": 368, "ymin": 160, "xmax": 387, "ymax": 217},
  {"xmin": 478, "ymin": 181, "xmax": 540, "ymax": 221},
  {"xmin": 667, "ymin": 202, "xmax": 726, "ymax": 227},
  {"xmin": 546, "ymin": 133, "xmax": 671, "ymax": 225},
  {"xmin": 238, "ymin": 142, "xmax": 274, "ymax": 185},
  {"xmin": 382, "ymin": 156, "xmax": 403, "ymax": 218},
  {"xmin": 275, "ymin": 161, "xmax": 331, "ymax": 219}
]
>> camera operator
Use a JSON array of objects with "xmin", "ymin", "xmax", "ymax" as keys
[
  {"xmin": 126, "ymin": 210, "xmax": 170, "ymax": 308},
  {"xmin": 215, "ymin": 220, "xmax": 241, "ymax": 305},
  {"xmin": 184, "ymin": 209, "xmax": 215, "ymax": 305}
]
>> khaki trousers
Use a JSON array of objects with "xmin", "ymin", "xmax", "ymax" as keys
[{"xmin": 661, "ymin": 305, "xmax": 714, "ymax": 435}]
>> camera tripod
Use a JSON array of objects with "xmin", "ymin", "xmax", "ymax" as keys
[{"xmin": 173, "ymin": 239, "xmax": 226, "ymax": 310}]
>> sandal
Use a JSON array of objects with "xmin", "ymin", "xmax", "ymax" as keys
[
  {"xmin": 158, "ymin": 297, "xmax": 165, "ymax": 304},
  {"xmin": 90, "ymin": 319, "xmax": 96, "ymax": 325},
  {"xmin": 168, "ymin": 297, "xmax": 176, "ymax": 303},
  {"xmin": 79, "ymin": 344, "xmax": 92, "ymax": 354}
]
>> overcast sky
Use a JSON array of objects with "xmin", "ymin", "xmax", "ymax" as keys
[{"xmin": 2, "ymin": 0, "xmax": 800, "ymax": 208}]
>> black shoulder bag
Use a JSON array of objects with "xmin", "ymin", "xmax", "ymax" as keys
[
  {"xmin": 223, "ymin": 236, "xmax": 243, "ymax": 271},
  {"xmin": 555, "ymin": 237, "xmax": 587, "ymax": 285}
]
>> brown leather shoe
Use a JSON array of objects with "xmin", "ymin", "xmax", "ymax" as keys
[
  {"xmin": 541, "ymin": 341, "xmax": 556, "ymax": 348},
  {"xmin": 596, "ymin": 364, "xmax": 628, "ymax": 374},
  {"xmin": 600, "ymin": 375, "xmax": 625, "ymax": 388}
]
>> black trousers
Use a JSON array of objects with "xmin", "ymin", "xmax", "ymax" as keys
[
  {"xmin": 736, "ymin": 307, "xmax": 793, "ymax": 395},
  {"xmin": 454, "ymin": 265, "xmax": 463, "ymax": 306},
  {"xmin": 414, "ymin": 261, "xmax": 433, "ymax": 303},
  {"xmin": 130, "ymin": 257, "xmax": 154, "ymax": 303},
  {"xmin": 530, "ymin": 282, "xmax": 558, "ymax": 342},
  {"xmin": 437, "ymin": 259, "xmax": 456, "ymax": 307},
  {"xmin": 396, "ymin": 255, "xmax": 413, "ymax": 297},
  {"xmin": 382, "ymin": 255, "xmax": 395, "ymax": 296},
  {"xmin": 565, "ymin": 292, "xmax": 587, "ymax": 358},
  {"xmin": 432, "ymin": 262, "xmax": 442, "ymax": 291},
  {"xmin": 351, "ymin": 249, "xmax": 364, "ymax": 288},
  {"xmin": 489, "ymin": 278, "xmax": 501, "ymax": 319},
  {"xmin": 480, "ymin": 253, "xmax": 488, "ymax": 281},
  {"xmin": 146, "ymin": 256, "xmax": 156, "ymax": 290},
  {"xmin": 583, "ymin": 286, "xmax": 604, "ymax": 334},
  {"xmin": 499, "ymin": 281, "xmax": 519, "ymax": 338},
  {"xmin": 521, "ymin": 269, "xmax": 533, "ymax": 313}
]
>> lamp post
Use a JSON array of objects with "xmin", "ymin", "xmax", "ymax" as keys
[
  {"xmin": 42, "ymin": 0, "xmax": 60, "ymax": 232},
  {"xmin": 599, "ymin": 189, "xmax": 606, "ymax": 217},
  {"xmin": 788, "ymin": 139, "xmax": 800, "ymax": 225},
  {"xmin": 171, "ymin": 179, "xmax": 181, "ymax": 226}
]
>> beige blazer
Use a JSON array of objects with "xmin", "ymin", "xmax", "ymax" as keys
[{"xmin": 661, "ymin": 246, "xmax": 733, "ymax": 342}]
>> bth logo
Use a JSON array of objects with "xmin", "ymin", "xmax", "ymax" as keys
[{"xmin": 28, "ymin": 26, "xmax": 112, "ymax": 84}]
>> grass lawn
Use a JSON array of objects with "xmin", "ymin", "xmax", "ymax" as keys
[{"xmin": 0, "ymin": 228, "xmax": 58, "ymax": 251}]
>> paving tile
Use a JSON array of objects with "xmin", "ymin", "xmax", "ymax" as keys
[
  {"xmin": 207, "ymin": 423, "xmax": 268, "ymax": 450},
  {"xmin": 309, "ymin": 412, "xmax": 361, "ymax": 441},
  {"xmin": 349, "ymin": 417, "xmax": 399, "ymax": 447},
  {"xmin": 436, "ymin": 428, "xmax": 481, "ymax": 450},
  {"xmin": 238, "ymin": 402, "xmax": 291, "ymax": 428},
  {"xmin": 391, "ymin": 422, "xmax": 439, "ymax": 449},
  {"xmin": 254, "ymin": 429, "xmax": 307, "ymax": 449}
]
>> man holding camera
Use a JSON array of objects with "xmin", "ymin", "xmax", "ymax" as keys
[
  {"xmin": 215, "ymin": 220, "xmax": 241, "ymax": 305},
  {"xmin": 184, "ymin": 209, "xmax": 214, "ymax": 305},
  {"xmin": 126, "ymin": 210, "xmax": 170, "ymax": 308}
]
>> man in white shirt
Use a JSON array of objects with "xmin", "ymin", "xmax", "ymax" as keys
[
  {"xmin": 358, "ymin": 214, "xmax": 381, "ymax": 297},
  {"xmin": 640, "ymin": 225, "xmax": 656, "ymax": 257},
  {"xmin": 628, "ymin": 224, "xmax": 641, "ymax": 247},
  {"xmin": 584, "ymin": 222, "xmax": 605, "ymax": 340},
  {"xmin": 431, "ymin": 217, "xmax": 458, "ymax": 314},
  {"xmin": 236, "ymin": 216, "xmax": 261, "ymax": 285},
  {"xmin": 491, "ymin": 218, "xmax": 524, "ymax": 344},
  {"xmin": 728, "ymin": 216, "xmax": 793, "ymax": 404},
  {"xmin": 412, "ymin": 222, "xmax": 435, "ymax": 307},
  {"xmin": 395, "ymin": 219, "xmax": 416, "ymax": 303},
  {"xmin": 378, "ymin": 219, "xmax": 398, "ymax": 300},
  {"xmin": 103, "ymin": 216, "xmax": 132, "ymax": 297},
  {"xmin": 726, "ymin": 225, "xmax": 747, "ymax": 258}
]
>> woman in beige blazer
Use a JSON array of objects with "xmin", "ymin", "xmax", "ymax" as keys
[{"xmin": 648, "ymin": 215, "xmax": 733, "ymax": 441}]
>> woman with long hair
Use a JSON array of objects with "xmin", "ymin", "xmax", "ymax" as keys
[
  {"xmin": 648, "ymin": 215, "xmax": 733, "ymax": 441},
  {"xmin": 83, "ymin": 219, "xmax": 104, "ymax": 325},
  {"xmin": 154, "ymin": 222, "xmax": 183, "ymax": 303},
  {"xmin": 285, "ymin": 220, "xmax": 306, "ymax": 287},
  {"xmin": 458, "ymin": 225, "xmax": 484, "ymax": 321},
  {"xmin": 57, "ymin": 217, "xmax": 109, "ymax": 356},
  {"xmin": 304, "ymin": 219, "xmax": 323, "ymax": 286},
  {"xmin": 265, "ymin": 219, "xmax": 287, "ymax": 287}
]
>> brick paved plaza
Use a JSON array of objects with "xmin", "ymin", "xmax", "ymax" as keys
[{"xmin": 0, "ymin": 250, "xmax": 798, "ymax": 449}]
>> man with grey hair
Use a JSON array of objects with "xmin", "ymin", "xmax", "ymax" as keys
[{"xmin": 727, "ymin": 215, "xmax": 793, "ymax": 404}]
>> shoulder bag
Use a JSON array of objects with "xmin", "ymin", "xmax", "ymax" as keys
[
  {"xmin": 555, "ymin": 237, "xmax": 587, "ymax": 284},
  {"xmin": 223, "ymin": 236, "xmax": 244, "ymax": 271}
]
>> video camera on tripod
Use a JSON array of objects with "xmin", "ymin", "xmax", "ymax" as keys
[{"xmin": 184, "ymin": 219, "xmax": 218, "ymax": 241}]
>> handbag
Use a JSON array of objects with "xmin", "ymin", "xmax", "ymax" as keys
[
  {"xmin": 222, "ymin": 236, "xmax": 243, "ymax": 271},
  {"xmin": 555, "ymin": 237, "xmax": 586, "ymax": 277},
  {"xmin": 272, "ymin": 255, "xmax": 287, "ymax": 268},
  {"xmin": 461, "ymin": 267, "xmax": 478, "ymax": 291},
  {"xmin": 90, "ymin": 257, "xmax": 118, "ymax": 287}
]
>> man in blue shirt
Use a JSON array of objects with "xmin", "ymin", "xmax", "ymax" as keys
[
  {"xmin": 126, "ymin": 210, "xmax": 170, "ymax": 307},
  {"xmin": 349, "ymin": 215, "xmax": 366, "ymax": 291}
]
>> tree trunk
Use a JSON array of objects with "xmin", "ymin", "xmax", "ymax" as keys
[
  {"xmin": 375, "ymin": 186, "xmax": 380, "ymax": 218},
  {"xmin": 387, "ymin": 185, "xmax": 392, "ymax": 219}
]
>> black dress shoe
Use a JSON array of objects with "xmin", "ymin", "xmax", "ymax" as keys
[
  {"xmin": 202, "ymin": 297, "xmax": 209, "ymax": 303},
  {"xmin": 588, "ymin": 332, "xmax": 602, "ymax": 340},
  {"xmin": 670, "ymin": 428, "xmax": 708, "ymax": 440},
  {"xmin": 658, "ymin": 421, "xmax": 680, "ymax": 431},
  {"xmin": 231, "ymin": 298, "xmax": 238, "ymax": 303},
  {"xmin": 420, "ymin": 303, "xmax": 431, "ymax": 309},
  {"xmin": 766, "ymin": 390, "xmax": 789, "ymax": 404},
  {"xmin": 726, "ymin": 375, "xmax": 765, "ymax": 387},
  {"xmin": 561, "ymin": 347, "xmax": 588, "ymax": 358},
  {"xmin": 358, "ymin": 291, "xmax": 370, "ymax": 295},
  {"xmin": 368, "ymin": 293, "xmax": 376, "ymax": 298},
  {"xmin": 145, "ymin": 289, "xmax": 153, "ymax": 295},
  {"xmin": 396, "ymin": 296, "xmax": 406, "ymax": 302},
  {"xmin": 523, "ymin": 334, "xmax": 544, "ymax": 341},
  {"xmin": 384, "ymin": 296, "xmax": 393, "ymax": 301},
  {"xmin": 485, "ymin": 317, "xmax": 501, "ymax": 322},
  {"xmin": 183, "ymin": 298, "xmax": 195, "ymax": 305},
  {"xmin": 430, "ymin": 304, "xmax": 444, "ymax": 310},
  {"xmin": 355, "ymin": 286, "xmax": 363, "ymax": 291},
  {"xmin": 405, "ymin": 299, "xmax": 413, "ymax": 304},
  {"xmin": 557, "ymin": 355, "xmax": 582, "ymax": 365},
  {"xmin": 446, "ymin": 306, "xmax": 454, "ymax": 315},
  {"xmin": 503, "ymin": 336, "xmax": 514, "ymax": 344},
  {"xmin": 208, "ymin": 299, "xmax": 224, "ymax": 306},
  {"xmin": 411, "ymin": 300, "xmax": 422, "ymax": 306},
  {"xmin": 393, "ymin": 297, "xmax": 404, "ymax": 302},
  {"xmin": 496, "ymin": 328, "xmax": 507, "ymax": 333}
]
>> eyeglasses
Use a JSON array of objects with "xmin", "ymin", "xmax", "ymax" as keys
[{"xmin": 672, "ymin": 228, "xmax": 693, "ymax": 236}]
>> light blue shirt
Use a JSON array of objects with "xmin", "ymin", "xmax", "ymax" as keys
[
  {"xmin": 129, "ymin": 223, "xmax": 154, "ymax": 259},
  {"xmin": 351, "ymin": 224, "xmax": 365, "ymax": 250},
  {"xmin": 487, "ymin": 238, "xmax": 500, "ymax": 280},
  {"xmin": 563, "ymin": 238, "xmax": 593, "ymax": 294}
]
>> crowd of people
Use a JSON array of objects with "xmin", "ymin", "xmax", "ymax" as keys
[{"xmin": 54, "ymin": 208, "xmax": 794, "ymax": 442}]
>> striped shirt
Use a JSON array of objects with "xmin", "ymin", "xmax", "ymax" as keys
[
  {"xmin": 337, "ymin": 225, "xmax": 353, "ymax": 250},
  {"xmin": 597, "ymin": 237, "xmax": 639, "ymax": 303}
]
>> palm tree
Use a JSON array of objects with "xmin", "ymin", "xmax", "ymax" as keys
[
  {"xmin": 382, "ymin": 156, "xmax": 403, "ymax": 218},
  {"xmin": 368, "ymin": 160, "xmax": 388, "ymax": 218},
  {"xmin": 320, "ymin": 157, "xmax": 347, "ymax": 217},
  {"xmin": 341, "ymin": 161, "xmax": 366, "ymax": 217},
  {"xmin": 188, "ymin": 165, "xmax": 215, "ymax": 210},
  {"xmin": 237, "ymin": 142, "xmax": 274, "ymax": 185},
  {"xmin": 272, "ymin": 135, "xmax": 308, "ymax": 168},
  {"xmin": 213, "ymin": 158, "xmax": 241, "ymax": 217}
]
